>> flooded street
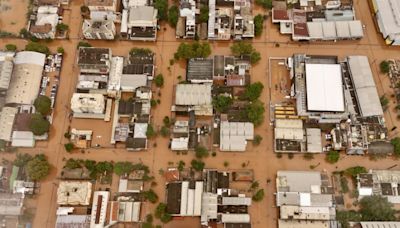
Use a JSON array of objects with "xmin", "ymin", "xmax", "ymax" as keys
[{"xmin": 0, "ymin": 0, "xmax": 400, "ymax": 227}]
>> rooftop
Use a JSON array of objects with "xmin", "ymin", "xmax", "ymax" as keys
[
  {"xmin": 85, "ymin": 0, "xmax": 115, "ymax": 6},
  {"xmin": 187, "ymin": 58, "xmax": 214, "ymax": 82},
  {"xmin": 78, "ymin": 47, "xmax": 111, "ymax": 66},
  {"xmin": 57, "ymin": 181, "xmax": 92, "ymax": 205}
]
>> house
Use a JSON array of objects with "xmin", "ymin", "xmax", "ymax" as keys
[
  {"xmin": 358, "ymin": 222, "xmax": 400, "ymax": 228},
  {"xmin": 70, "ymin": 93, "xmax": 106, "ymax": 119},
  {"xmin": 82, "ymin": 20, "xmax": 116, "ymax": 40},
  {"xmin": 70, "ymin": 129, "xmax": 93, "ymax": 149},
  {"xmin": 56, "ymin": 215, "xmax": 91, "ymax": 228},
  {"xmin": 78, "ymin": 47, "xmax": 111, "ymax": 74},
  {"xmin": 109, "ymin": 200, "xmax": 141, "ymax": 223},
  {"xmin": 30, "ymin": 6, "xmax": 59, "ymax": 39},
  {"xmin": 274, "ymin": 119, "xmax": 305, "ymax": 153},
  {"xmin": 85, "ymin": 0, "xmax": 118, "ymax": 12},
  {"xmin": 276, "ymin": 171, "xmax": 338, "ymax": 228},
  {"xmin": 176, "ymin": 0, "xmax": 196, "ymax": 39},
  {"xmin": 56, "ymin": 181, "xmax": 92, "ymax": 205},
  {"xmin": 357, "ymin": 170, "xmax": 400, "ymax": 204},
  {"xmin": 370, "ymin": 0, "xmax": 400, "ymax": 45},
  {"xmin": 123, "ymin": 6, "xmax": 158, "ymax": 41},
  {"xmin": 171, "ymin": 120, "xmax": 190, "ymax": 151}
]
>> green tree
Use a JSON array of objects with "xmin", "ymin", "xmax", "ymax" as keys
[
  {"xmin": 168, "ymin": 5, "xmax": 179, "ymax": 27},
  {"xmin": 336, "ymin": 210, "xmax": 362, "ymax": 228},
  {"xmin": 326, "ymin": 151, "xmax": 340, "ymax": 164},
  {"xmin": 5, "ymin": 44, "xmax": 17, "ymax": 51},
  {"xmin": 359, "ymin": 195, "xmax": 396, "ymax": 221},
  {"xmin": 154, "ymin": 74, "xmax": 164, "ymax": 87},
  {"xmin": 255, "ymin": 0, "xmax": 272, "ymax": 9},
  {"xmin": 163, "ymin": 116, "xmax": 171, "ymax": 127},
  {"xmin": 114, "ymin": 161, "xmax": 134, "ymax": 176},
  {"xmin": 191, "ymin": 159, "xmax": 205, "ymax": 171},
  {"xmin": 13, "ymin": 153, "xmax": 33, "ymax": 167},
  {"xmin": 199, "ymin": 6, "xmax": 209, "ymax": 23},
  {"xmin": 64, "ymin": 143, "xmax": 74, "ymax": 152},
  {"xmin": 195, "ymin": 146, "xmax": 209, "ymax": 159},
  {"xmin": 25, "ymin": 42, "xmax": 49, "ymax": 54},
  {"xmin": 230, "ymin": 41, "xmax": 261, "ymax": 64},
  {"xmin": 143, "ymin": 189, "xmax": 159, "ymax": 203},
  {"xmin": 380, "ymin": 95, "xmax": 389, "ymax": 109},
  {"xmin": 154, "ymin": 0, "xmax": 168, "ymax": 20},
  {"xmin": 29, "ymin": 113, "xmax": 50, "ymax": 135},
  {"xmin": 252, "ymin": 189, "xmax": 265, "ymax": 202},
  {"xmin": 155, "ymin": 203, "xmax": 167, "ymax": 218},
  {"xmin": 390, "ymin": 137, "xmax": 400, "ymax": 157},
  {"xmin": 130, "ymin": 47, "xmax": 153, "ymax": 56},
  {"xmin": 177, "ymin": 160, "xmax": 185, "ymax": 171},
  {"xmin": 254, "ymin": 14, "xmax": 264, "ymax": 36},
  {"xmin": 96, "ymin": 161, "xmax": 113, "ymax": 173},
  {"xmin": 344, "ymin": 166, "xmax": 367, "ymax": 179},
  {"xmin": 26, "ymin": 154, "xmax": 50, "ymax": 181},
  {"xmin": 242, "ymin": 82, "xmax": 264, "ymax": 101},
  {"xmin": 34, "ymin": 95, "xmax": 51, "ymax": 115},
  {"xmin": 212, "ymin": 95, "xmax": 233, "ymax": 113},
  {"xmin": 243, "ymin": 100, "xmax": 265, "ymax": 126},
  {"xmin": 160, "ymin": 213, "xmax": 172, "ymax": 223},
  {"xmin": 77, "ymin": 41, "xmax": 92, "ymax": 49},
  {"xmin": 64, "ymin": 158, "xmax": 81, "ymax": 169},
  {"xmin": 174, "ymin": 42, "xmax": 211, "ymax": 60},
  {"xmin": 160, "ymin": 126, "xmax": 169, "ymax": 137},
  {"xmin": 146, "ymin": 124, "xmax": 157, "ymax": 138},
  {"xmin": 380, "ymin": 60, "xmax": 390, "ymax": 74},
  {"xmin": 56, "ymin": 23, "xmax": 69, "ymax": 32},
  {"xmin": 253, "ymin": 135, "xmax": 263, "ymax": 146},
  {"xmin": 57, "ymin": 47, "xmax": 64, "ymax": 54}
]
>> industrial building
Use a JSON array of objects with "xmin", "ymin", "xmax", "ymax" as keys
[
  {"xmin": 166, "ymin": 181, "xmax": 203, "ymax": 216},
  {"xmin": 370, "ymin": 0, "xmax": 400, "ymax": 45},
  {"xmin": 90, "ymin": 191, "xmax": 109, "ymax": 228},
  {"xmin": 220, "ymin": 121, "xmax": 254, "ymax": 152},
  {"xmin": 173, "ymin": 84, "xmax": 213, "ymax": 116},
  {"xmin": 276, "ymin": 171, "xmax": 338, "ymax": 228},
  {"xmin": 357, "ymin": 170, "xmax": 400, "ymax": 204}
]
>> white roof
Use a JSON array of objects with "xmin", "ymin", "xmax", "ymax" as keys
[
  {"xmin": 335, "ymin": 21, "xmax": 351, "ymax": 38},
  {"xmin": 305, "ymin": 64, "xmax": 344, "ymax": 112},
  {"xmin": 220, "ymin": 121, "xmax": 254, "ymax": 152},
  {"xmin": 90, "ymin": 191, "xmax": 109, "ymax": 228},
  {"xmin": 128, "ymin": 6, "xmax": 157, "ymax": 27},
  {"xmin": 322, "ymin": 21, "xmax": 337, "ymax": 39},
  {"xmin": 306, "ymin": 128, "xmax": 322, "ymax": 153},
  {"xmin": 0, "ymin": 107, "xmax": 17, "ymax": 141},
  {"xmin": 120, "ymin": 74, "xmax": 147, "ymax": 92},
  {"xmin": 360, "ymin": 222, "xmax": 400, "ymax": 228},
  {"xmin": 11, "ymin": 131, "xmax": 35, "ymax": 147},
  {"xmin": 220, "ymin": 214, "xmax": 250, "ymax": 223},
  {"xmin": 179, "ymin": 181, "xmax": 203, "ymax": 216},
  {"xmin": 133, "ymin": 123, "xmax": 148, "ymax": 139},
  {"xmin": 307, "ymin": 22, "xmax": 323, "ymax": 39},
  {"xmin": 374, "ymin": 0, "xmax": 400, "ymax": 41},
  {"xmin": 222, "ymin": 197, "xmax": 252, "ymax": 206},
  {"xmin": 348, "ymin": 20, "xmax": 364, "ymax": 38},
  {"xmin": 358, "ymin": 187, "xmax": 373, "ymax": 196},
  {"xmin": 171, "ymin": 137, "xmax": 189, "ymax": 150},
  {"xmin": 57, "ymin": 181, "xmax": 92, "ymax": 205},
  {"xmin": 175, "ymin": 84, "xmax": 212, "ymax": 105},
  {"xmin": 347, "ymin": 56, "xmax": 383, "ymax": 117}
]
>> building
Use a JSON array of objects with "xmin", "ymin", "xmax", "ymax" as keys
[
  {"xmin": 78, "ymin": 47, "xmax": 112, "ymax": 74},
  {"xmin": 0, "ymin": 193, "xmax": 24, "ymax": 216},
  {"xmin": 220, "ymin": 121, "xmax": 254, "ymax": 152},
  {"xmin": 173, "ymin": 84, "xmax": 213, "ymax": 116},
  {"xmin": 70, "ymin": 93, "xmax": 106, "ymax": 118},
  {"xmin": 55, "ymin": 215, "xmax": 91, "ymax": 228},
  {"xmin": 122, "ymin": 6, "xmax": 158, "ymax": 41},
  {"xmin": 109, "ymin": 200, "xmax": 141, "ymax": 223},
  {"xmin": 82, "ymin": 20, "xmax": 116, "ymax": 40},
  {"xmin": 85, "ymin": 0, "xmax": 118, "ymax": 12},
  {"xmin": 0, "ymin": 107, "xmax": 17, "ymax": 142},
  {"xmin": 357, "ymin": 170, "xmax": 400, "ymax": 204},
  {"xmin": 276, "ymin": 171, "xmax": 338, "ymax": 228},
  {"xmin": 70, "ymin": 129, "xmax": 93, "ymax": 148},
  {"xmin": 370, "ymin": 0, "xmax": 400, "ymax": 45},
  {"xmin": 171, "ymin": 120, "xmax": 190, "ymax": 151},
  {"xmin": 358, "ymin": 222, "xmax": 400, "ymax": 228},
  {"xmin": 0, "ymin": 52, "xmax": 14, "ymax": 108},
  {"xmin": 166, "ymin": 181, "xmax": 203, "ymax": 216},
  {"xmin": 90, "ymin": 191, "xmax": 109, "ymax": 228},
  {"xmin": 186, "ymin": 58, "xmax": 214, "ymax": 83},
  {"xmin": 29, "ymin": 6, "xmax": 59, "ymax": 39},
  {"xmin": 118, "ymin": 178, "xmax": 143, "ymax": 193},
  {"xmin": 57, "ymin": 181, "xmax": 92, "ymax": 205},
  {"xmin": 274, "ymin": 119, "xmax": 305, "ymax": 153},
  {"xmin": 5, "ymin": 51, "xmax": 45, "ymax": 105},
  {"xmin": 176, "ymin": 0, "xmax": 196, "ymax": 38}
]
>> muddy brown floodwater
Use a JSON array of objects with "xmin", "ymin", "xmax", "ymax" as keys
[
  {"xmin": 0, "ymin": 0, "xmax": 400, "ymax": 228},
  {"xmin": 0, "ymin": 0, "xmax": 29, "ymax": 35}
]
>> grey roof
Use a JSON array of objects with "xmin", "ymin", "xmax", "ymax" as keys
[
  {"xmin": 56, "ymin": 215, "xmax": 91, "ymax": 228},
  {"xmin": 120, "ymin": 74, "xmax": 147, "ymax": 91},
  {"xmin": 306, "ymin": 128, "xmax": 322, "ymax": 153},
  {"xmin": 0, "ymin": 193, "xmax": 24, "ymax": 216},
  {"xmin": 175, "ymin": 84, "xmax": 212, "ymax": 105},
  {"xmin": 277, "ymin": 171, "xmax": 322, "ymax": 192},
  {"xmin": 128, "ymin": 6, "xmax": 156, "ymax": 22},
  {"xmin": 360, "ymin": 222, "xmax": 400, "ymax": 228},
  {"xmin": 0, "ymin": 57, "xmax": 13, "ymax": 90},
  {"xmin": 187, "ymin": 58, "xmax": 213, "ymax": 82},
  {"xmin": 373, "ymin": 0, "xmax": 400, "ymax": 42},
  {"xmin": 347, "ymin": 56, "xmax": 384, "ymax": 117},
  {"xmin": 368, "ymin": 141, "xmax": 394, "ymax": 155},
  {"xmin": 336, "ymin": 21, "xmax": 351, "ymax": 38}
]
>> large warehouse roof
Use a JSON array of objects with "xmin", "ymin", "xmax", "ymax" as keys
[
  {"xmin": 347, "ymin": 56, "xmax": 384, "ymax": 117},
  {"xmin": 373, "ymin": 0, "xmax": 400, "ymax": 43},
  {"xmin": 175, "ymin": 84, "xmax": 212, "ymax": 105},
  {"xmin": 305, "ymin": 64, "xmax": 344, "ymax": 112}
]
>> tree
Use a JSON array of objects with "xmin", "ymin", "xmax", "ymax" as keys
[
  {"xmin": 5, "ymin": 44, "xmax": 17, "ymax": 51},
  {"xmin": 380, "ymin": 60, "xmax": 390, "ymax": 74},
  {"xmin": 253, "ymin": 135, "xmax": 263, "ymax": 146},
  {"xmin": 212, "ymin": 95, "xmax": 233, "ymax": 113},
  {"xmin": 34, "ymin": 95, "xmax": 51, "ymax": 115},
  {"xmin": 146, "ymin": 124, "xmax": 157, "ymax": 138},
  {"xmin": 80, "ymin": 5, "xmax": 90, "ymax": 15},
  {"xmin": 199, "ymin": 6, "xmax": 209, "ymax": 23},
  {"xmin": 155, "ymin": 203, "xmax": 167, "ymax": 218},
  {"xmin": 143, "ymin": 189, "xmax": 159, "ymax": 203},
  {"xmin": 29, "ymin": 113, "xmax": 50, "ymax": 136},
  {"xmin": 168, "ymin": 5, "xmax": 179, "ymax": 27},
  {"xmin": 114, "ymin": 161, "xmax": 134, "ymax": 176},
  {"xmin": 64, "ymin": 143, "xmax": 74, "ymax": 152},
  {"xmin": 13, "ymin": 153, "xmax": 33, "ymax": 167},
  {"xmin": 254, "ymin": 14, "xmax": 264, "ymax": 36},
  {"xmin": 390, "ymin": 137, "xmax": 400, "ymax": 157},
  {"xmin": 359, "ymin": 195, "xmax": 396, "ymax": 221},
  {"xmin": 160, "ymin": 126, "xmax": 169, "ymax": 137},
  {"xmin": 326, "ymin": 151, "xmax": 340, "ymax": 164},
  {"xmin": 57, "ymin": 47, "xmax": 64, "ymax": 54},
  {"xmin": 230, "ymin": 42, "xmax": 261, "ymax": 64},
  {"xmin": 154, "ymin": 0, "xmax": 168, "ymax": 20},
  {"xmin": 96, "ymin": 161, "xmax": 113, "ymax": 174},
  {"xmin": 344, "ymin": 166, "xmax": 367, "ymax": 179},
  {"xmin": 255, "ymin": 0, "xmax": 273, "ymax": 9},
  {"xmin": 191, "ymin": 159, "xmax": 205, "ymax": 171},
  {"xmin": 64, "ymin": 158, "xmax": 81, "ymax": 169},
  {"xmin": 177, "ymin": 160, "xmax": 185, "ymax": 171},
  {"xmin": 243, "ymin": 82, "xmax": 264, "ymax": 101},
  {"xmin": 174, "ymin": 42, "xmax": 211, "ymax": 60},
  {"xmin": 77, "ymin": 41, "xmax": 92, "ymax": 49},
  {"xmin": 243, "ymin": 100, "xmax": 265, "ymax": 126},
  {"xmin": 160, "ymin": 213, "xmax": 172, "ymax": 223},
  {"xmin": 56, "ymin": 23, "xmax": 69, "ymax": 32},
  {"xmin": 380, "ymin": 95, "xmax": 389, "ymax": 110},
  {"xmin": 154, "ymin": 74, "xmax": 164, "ymax": 87},
  {"xmin": 252, "ymin": 189, "xmax": 265, "ymax": 202},
  {"xmin": 25, "ymin": 42, "xmax": 49, "ymax": 54},
  {"xmin": 26, "ymin": 154, "xmax": 50, "ymax": 181},
  {"xmin": 195, "ymin": 146, "xmax": 209, "ymax": 159},
  {"xmin": 163, "ymin": 116, "xmax": 171, "ymax": 127},
  {"xmin": 336, "ymin": 210, "xmax": 362, "ymax": 228},
  {"xmin": 130, "ymin": 47, "xmax": 152, "ymax": 56}
]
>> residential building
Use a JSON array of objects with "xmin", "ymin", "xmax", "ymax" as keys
[
  {"xmin": 56, "ymin": 181, "xmax": 92, "ymax": 206},
  {"xmin": 173, "ymin": 84, "xmax": 213, "ymax": 116},
  {"xmin": 70, "ymin": 93, "xmax": 106, "ymax": 118},
  {"xmin": 55, "ymin": 215, "xmax": 91, "ymax": 228},
  {"xmin": 220, "ymin": 121, "xmax": 254, "ymax": 152},
  {"xmin": 70, "ymin": 129, "xmax": 93, "ymax": 149},
  {"xmin": 122, "ymin": 6, "xmax": 158, "ymax": 41},
  {"xmin": 357, "ymin": 170, "xmax": 400, "ymax": 204},
  {"xmin": 176, "ymin": 0, "xmax": 196, "ymax": 39},
  {"xmin": 171, "ymin": 120, "xmax": 190, "ymax": 151},
  {"xmin": 109, "ymin": 200, "xmax": 141, "ymax": 223},
  {"xmin": 29, "ymin": 6, "xmax": 59, "ymax": 39},
  {"xmin": 276, "ymin": 171, "xmax": 338, "ymax": 228},
  {"xmin": 82, "ymin": 20, "xmax": 116, "ymax": 40},
  {"xmin": 370, "ymin": 0, "xmax": 400, "ymax": 45},
  {"xmin": 85, "ymin": 0, "xmax": 118, "ymax": 12},
  {"xmin": 78, "ymin": 47, "xmax": 112, "ymax": 74}
]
